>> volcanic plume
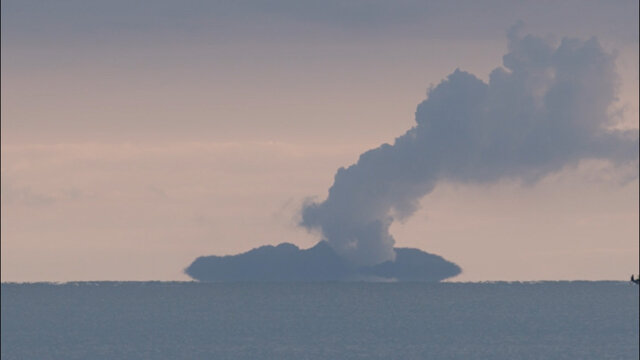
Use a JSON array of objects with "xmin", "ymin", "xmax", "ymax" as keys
[{"xmin": 301, "ymin": 25, "xmax": 639, "ymax": 266}]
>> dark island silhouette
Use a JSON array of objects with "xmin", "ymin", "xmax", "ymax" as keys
[{"xmin": 185, "ymin": 241, "xmax": 461, "ymax": 282}]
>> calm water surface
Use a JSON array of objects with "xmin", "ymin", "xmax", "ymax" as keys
[{"xmin": 2, "ymin": 282, "xmax": 638, "ymax": 359}]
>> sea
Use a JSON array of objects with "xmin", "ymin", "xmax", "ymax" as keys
[{"xmin": 1, "ymin": 281, "xmax": 638, "ymax": 360}]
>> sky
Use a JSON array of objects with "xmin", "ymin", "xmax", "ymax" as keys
[{"xmin": 1, "ymin": 0, "xmax": 638, "ymax": 282}]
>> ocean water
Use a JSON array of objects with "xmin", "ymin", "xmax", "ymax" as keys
[{"xmin": 1, "ymin": 282, "xmax": 638, "ymax": 360}]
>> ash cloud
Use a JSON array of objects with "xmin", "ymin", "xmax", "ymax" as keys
[{"xmin": 301, "ymin": 25, "xmax": 639, "ymax": 267}]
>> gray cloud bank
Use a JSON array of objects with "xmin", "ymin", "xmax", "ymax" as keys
[{"xmin": 301, "ymin": 26, "xmax": 639, "ymax": 266}]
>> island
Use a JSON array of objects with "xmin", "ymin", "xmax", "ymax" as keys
[{"xmin": 185, "ymin": 241, "xmax": 461, "ymax": 282}]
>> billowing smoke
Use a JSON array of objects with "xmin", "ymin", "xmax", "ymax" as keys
[{"xmin": 301, "ymin": 26, "xmax": 639, "ymax": 267}]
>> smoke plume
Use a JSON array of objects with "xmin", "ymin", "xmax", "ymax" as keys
[{"xmin": 301, "ymin": 26, "xmax": 639, "ymax": 266}]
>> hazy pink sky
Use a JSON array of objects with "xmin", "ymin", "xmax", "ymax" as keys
[{"xmin": 1, "ymin": 0, "xmax": 638, "ymax": 281}]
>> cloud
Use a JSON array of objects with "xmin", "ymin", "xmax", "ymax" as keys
[
  {"xmin": 1, "ymin": 181, "xmax": 60, "ymax": 206},
  {"xmin": 301, "ymin": 26, "xmax": 639, "ymax": 266}
]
